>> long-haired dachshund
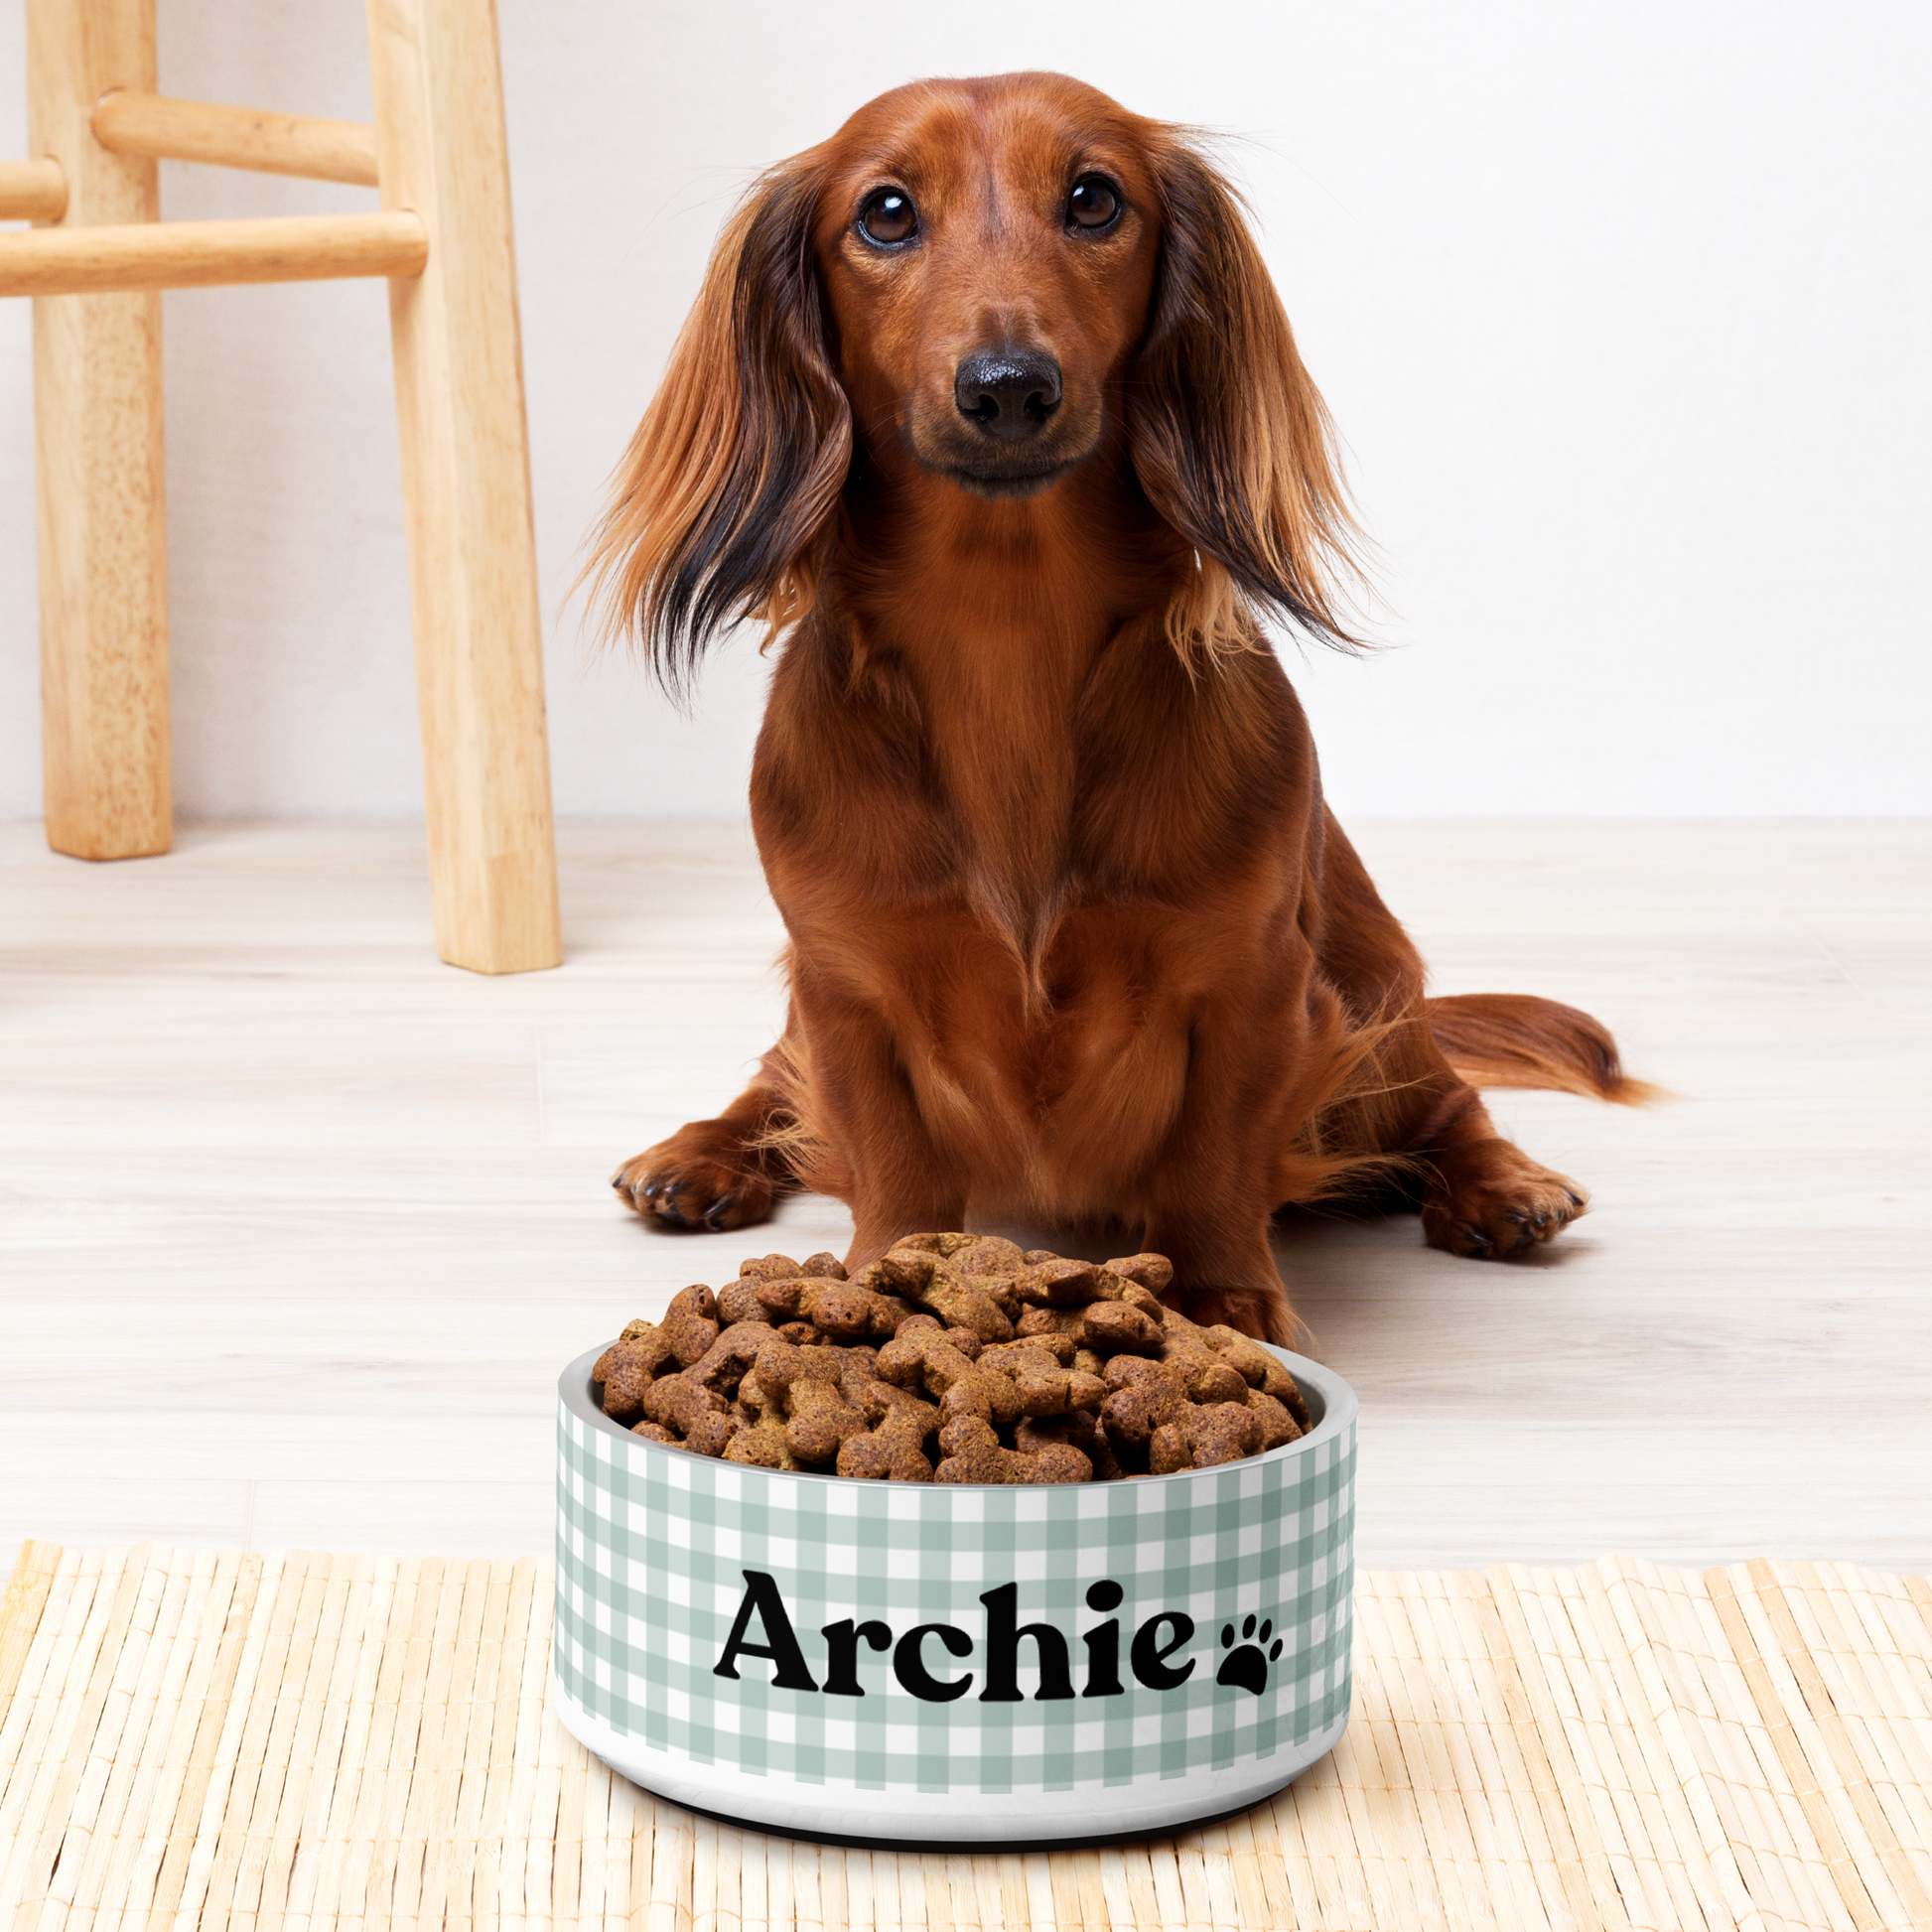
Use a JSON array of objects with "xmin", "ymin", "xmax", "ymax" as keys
[{"xmin": 591, "ymin": 71, "xmax": 1651, "ymax": 1344}]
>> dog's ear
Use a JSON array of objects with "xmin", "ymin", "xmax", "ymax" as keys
[
  {"xmin": 1131, "ymin": 139, "xmax": 1362, "ymax": 657},
  {"xmin": 585, "ymin": 156, "xmax": 851, "ymax": 698}
]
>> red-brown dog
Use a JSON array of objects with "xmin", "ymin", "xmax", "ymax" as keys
[{"xmin": 590, "ymin": 71, "xmax": 1650, "ymax": 1344}]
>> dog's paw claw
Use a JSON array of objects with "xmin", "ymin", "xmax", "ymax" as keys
[{"xmin": 611, "ymin": 1145, "xmax": 773, "ymax": 1234}]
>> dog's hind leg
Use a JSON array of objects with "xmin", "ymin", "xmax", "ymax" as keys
[
  {"xmin": 1304, "ymin": 816, "xmax": 1652, "ymax": 1259},
  {"xmin": 1408, "ymin": 992, "xmax": 1658, "ymax": 1258},
  {"xmin": 1310, "ymin": 1011, "xmax": 1599, "ymax": 1262},
  {"xmin": 612, "ymin": 1036, "xmax": 801, "ymax": 1232}
]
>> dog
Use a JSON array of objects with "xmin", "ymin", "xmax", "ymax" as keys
[{"xmin": 589, "ymin": 71, "xmax": 1652, "ymax": 1345}]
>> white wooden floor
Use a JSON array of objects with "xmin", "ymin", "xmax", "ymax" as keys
[{"xmin": 2, "ymin": 818, "xmax": 1926, "ymax": 1575}]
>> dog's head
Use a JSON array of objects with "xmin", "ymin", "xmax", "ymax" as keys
[
  {"xmin": 811, "ymin": 73, "xmax": 1162, "ymax": 504},
  {"xmin": 588, "ymin": 72, "xmax": 1359, "ymax": 693}
]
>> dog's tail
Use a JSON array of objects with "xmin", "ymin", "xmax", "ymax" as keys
[{"xmin": 1424, "ymin": 993, "xmax": 1662, "ymax": 1106}]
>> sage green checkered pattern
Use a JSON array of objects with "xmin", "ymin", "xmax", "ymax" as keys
[{"xmin": 555, "ymin": 1387, "xmax": 1353, "ymax": 1795}]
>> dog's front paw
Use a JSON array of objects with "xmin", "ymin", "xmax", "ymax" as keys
[
  {"xmin": 611, "ymin": 1128, "xmax": 775, "ymax": 1232},
  {"xmin": 1421, "ymin": 1139, "xmax": 1587, "ymax": 1259}
]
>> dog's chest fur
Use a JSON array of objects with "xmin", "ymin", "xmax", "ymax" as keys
[{"xmin": 753, "ymin": 603, "xmax": 1324, "ymax": 1205}]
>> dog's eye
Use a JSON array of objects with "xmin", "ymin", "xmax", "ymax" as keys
[
  {"xmin": 1066, "ymin": 176, "xmax": 1121, "ymax": 231},
  {"xmin": 858, "ymin": 189, "xmax": 917, "ymax": 245}
]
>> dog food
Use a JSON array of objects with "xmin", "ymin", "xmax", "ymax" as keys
[{"xmin": 591, "ymin": 1234, "xmax": 1311, "ymax": 1483}]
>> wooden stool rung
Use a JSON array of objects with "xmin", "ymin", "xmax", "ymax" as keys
[
  {"xmin": 0, "ymin": 209, "xmax": 426, "ymax": 297},
  {"xmin": 90, "ymin": 90, "xmax": 379, "ymax": 188},
  {"xmin": 0, "ymin": 157, "xmax": 67, "ymax": 221}
]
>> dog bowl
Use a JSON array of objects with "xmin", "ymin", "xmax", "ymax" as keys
[{"xmin": 552, "ymin": 1339, "xmax": 1356, "ymax": 1845}]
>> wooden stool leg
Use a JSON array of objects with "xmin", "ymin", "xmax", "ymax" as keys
[
  {"xmin": 365, "ymin": 0, "xmax": 562, "ymax": 974},
  {"xmin": 29, "ymin": 0, "xmax": 170, "ymax": 861}
]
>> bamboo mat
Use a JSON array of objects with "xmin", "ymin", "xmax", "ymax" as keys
[{"xmin": 3, "ymin": 1546, "xmax": 1931, "ymax": 1932}]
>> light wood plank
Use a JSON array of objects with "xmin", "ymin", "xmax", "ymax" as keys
[{"xmin": 0, "ymin": 818, "xmax": 1926, "ymax": 1584}]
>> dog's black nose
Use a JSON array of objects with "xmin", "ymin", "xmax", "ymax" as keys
[{"xmin": 954, "ymin": 345, "xmax": 1062, "ymax": 442}]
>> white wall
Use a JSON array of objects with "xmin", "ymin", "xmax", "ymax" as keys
[{"xmin": 2, "ymin": 0, "xmax": 1926, "ymax": 820}]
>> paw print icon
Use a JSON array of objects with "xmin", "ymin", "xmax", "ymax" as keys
[{"xmin": 1215, "ymin": 1613, "xmax": 1285, "ymax": 1696}]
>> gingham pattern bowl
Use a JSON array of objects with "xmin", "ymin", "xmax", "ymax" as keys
[{"xmin": 553, "ymin": 1339, "xmax": 1356, "ymax": 1844}]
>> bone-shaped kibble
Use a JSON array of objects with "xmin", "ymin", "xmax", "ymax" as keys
[
  {"xmin": 715, "ymin": 1276, "xmax": 771, "ymax": 1325},
  {"xmin": 738, "ymin": 1253, "xmax": 803, "ymax": 1280},
  {"xmin": 1081, "ymin": 1302, "xmax": 1165, "ymax": 1356},
  {"xmin": 641, "ymin": 1383, "xmax": 738, "ymax": 1452},
  {"xmin": 876, "ymin": 1328, "xmax": 1023, "ymax": 1427},
  {"xmin": 637, "ymin": 1367, "xmax": 726, "ymax": 1445},
  {"xmin": 921, "ymin": 1237, "xmax": 1027, "ymax": 1316},
  {"xmin": 1201, "ymin": 1328, "xmax": 1311, "ymax": 1430},
  {"xmin": 981, "ymin": 1331, "xmax": 1075, "ymax": 1369},
  {"xmin": 1008, "ymin": 1311, "xmax": 1114, "ymax": 1385},
  {"xmin": 1098, "ymin": 1357, "xmax": 1189, "ymax": 1448},
  {"xmin": 1152, "ymin": 1311, "xmax": 1255, "ymax": 1405},
  {"xmin": 892, "ymin": 1313, "xmax": 984, "ymax": 1358},
  {"xmin": 972, "ymin": 1342, "xmax": 1107, "ymax": 1419},
  {"xmin": 1016, "ymin": 1409, "xmax": 1122, "ymax": 1480},
  {"xmin": 1100, "ymin": 1353, "xmax": 1181, "ymax": 1395},
  {"xmin": 735, "ymin": 1366, "xmax": 777, "ymax": 1415},
  {"xmin": 837, "ymin": 1344, "xmax": 882, "ymax": 1399},
  {"xmin": 1102, "ymin": 1253, "xmax": 1174, "ymax": 1294},
  {"xmin": 593, "ymin": 1327, "xmax": 677, "ymax": 1421},
  {"xmin": 729, "ymin": 1368, "xmax": 784, "ymax": 1447},
  {"xmin": 1015, "ymin": 1306, "xmax": 1085, "ymax": 1343},
  {"xmin": 685, "ymin": 1322, "xmax": 779, "ymax": 1395},
  {"xmin": 837, "ymin": 1382, "xmax": 937, "ymax": 1480},
  {"xmin": 1246, "ymin": 1388, "xmax": 1303, "ymax": 1450},
  {"xmin": 1201, "ymin": 1323, "xmax": 1306, "ymax": 1406},
  {"xmin": 723, "ymin": 1404, "xmax": 799, "ymax": 1468},
  {"xmin": 1149, "ymin": 1400, "xmax": 1263, "ymax": 1472},
  {"xmin": 1013, "ymin": 1258, "xmax": 1123, "ymax": 1307},
  {"xmin": 863, "ymin": 1252, "xmax": 1014, "ymax": 1341},
  {"xmin": 827, "ymin": 1344, "xmax": 883, "ymax": 1434},
  {"xmin": 660, "ymin": 1284, "xmax": 721, "ymax": 1366},
  {"xmin": 756, "ymin": 1275, "xmax": 903, "ymax": 1341},
  {"xmin": 935, "ymin": 1415, "xmax": 1092, "ymax": 1484},
  {"xmin": 720, "ymin": 1254, "xmax": 811, "ymax": 1324},
  {"xmin": 874, "ymin": 1294, "xmax": 926, "ymax": 1335},
  {"xmin": 754, "ymin": 1337, "xmax": 870, "ymax": 1464},
  {"xmin": 945, "ymin": 1235, "xmax": 1027, "ymax": 1278},
  {"xmin": 997, "ymin": 1328, "xmax": 1105, "ymax": 1391},
  {"xmin": 857, "ymin": 1373, "xmax": 938, "ymax": 1429},
  {"xmin": 887, "ymin": 1232, "xmax": 978, "ymax": 1259}
]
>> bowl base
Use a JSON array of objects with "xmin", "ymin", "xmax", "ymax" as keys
[
  {"xmin": 634, "ymin": 1785, "xmax": 1321, "ymax": 1856},
  {"xmin": 553, "ymin": 1675, "xmax": 1346, "ymax": 1848}
]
